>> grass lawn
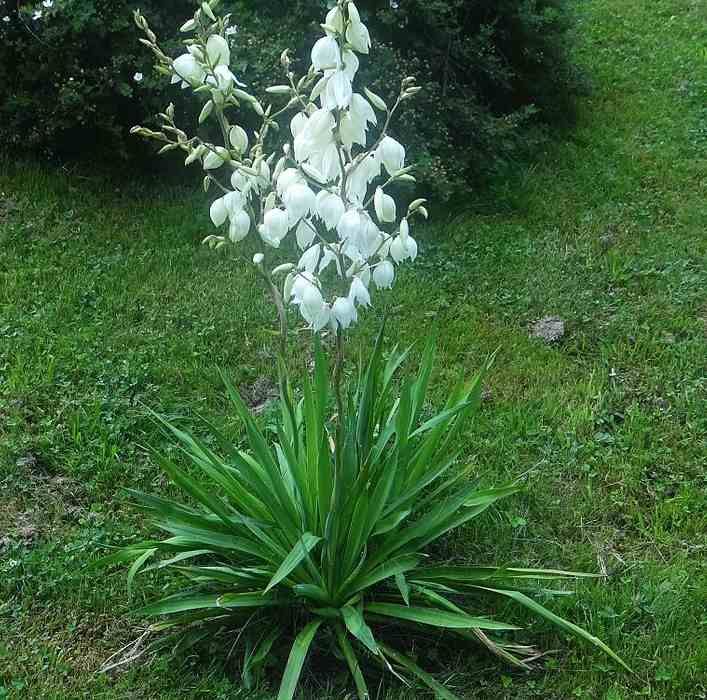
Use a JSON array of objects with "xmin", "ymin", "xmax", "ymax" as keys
[{"xmin": 1, "ymin": 0, "xmax": 705, "ymax": 697}]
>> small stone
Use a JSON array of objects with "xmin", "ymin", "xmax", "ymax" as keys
[{"xmin": 530, "ymin": 316, "xmax": 565, "ymax": 344}]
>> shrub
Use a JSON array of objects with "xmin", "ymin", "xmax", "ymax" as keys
[
  {"xmin": 0, "ymin": 0, "xmax": 584, "ymax": 197},
  {"xmin": 0, "ymin": 0, "xmax": 195, "ymax": 160},
  {"xmin": 231, "ymin": 0, "xmax": 585, "ymax": 198}
]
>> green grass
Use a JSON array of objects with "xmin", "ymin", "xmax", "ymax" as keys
[{"xmin": 1, "ymin": 0, "xmax": 706, "ymax": 697}]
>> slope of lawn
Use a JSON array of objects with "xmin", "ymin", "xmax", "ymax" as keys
[{"xmin": 1, "ymin": 0, "xmax": 705, "ymax": 697}]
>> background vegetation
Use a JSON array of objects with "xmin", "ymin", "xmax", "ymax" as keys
[
  {"xmin": 0, "ymin": 0, "xmax": 583, "ymax": 198},
  {"xmin": 1, "ymin": 0, "xmax": 706, "ymax": 698}
]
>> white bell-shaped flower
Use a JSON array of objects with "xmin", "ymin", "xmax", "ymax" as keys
[
  {"xmin": 325, "ymin": 70, "xmax": 353, "ymax": 110},
  {"xmin": 339, "ymin": 112, "xmax": 366, "ymax": 149},
  {"xmin": 342, "ymin": 49, "xmax": 360, "ymax": 81},
  {"xmin": 377, "ymin": 136, "xmax": 405, "ymax": 175},
  {"xmin": 208, "ymin": 65, "xmax": 239, "ymax": 93},
  {"xmin": 346, "ymin": 153, "xmax": 380, "ymax": 204},
  {"xmin": 172, "ymin": 53, "xmax": 206, "ymax": 86},
  {"xmin": 390, "ymin": 234, "xmax": 418, "ymax": 263},
  {"xmin": 351, "ymin": 93, "xmax": 377, "ymax": 127},
  {"xmin": 229, "ymin": 126, "xmax": 249, "ymax": 153},
  {"xmin": 374, "ymin": 187, "xmax": 396, "ymax": 223},
  {"xmin": 276, "ymin": 168, "xmax": 305, "ymax": 196},
  {"xmin": 209, "ymin": 190, "xmax": 243, "ymax": 226},
  {"xmin": 306, "ymin": 302, "xmax": 332, "ymax": 332},
  {"xmin": 325, "ymin": 6, "xmax": 344, "ymax": 35},
  {"xmin": 319, "ymin": 246, "xmax": 341, "ymax": 275},
  {"xmin": 309, "ymin": 143, "xmax": 341, "ymax": 182},
  {"xmin": 373, "ymin": 260, "xmax": 395, "ymax": 289},
  {"xmin": 202, "ymin": 146, "xmax": 229, "ymax": 170},
  {"xmin": 261, "ymin": 208, "xmax": 289, "ymax": 247},
  {"xmin": 311, "ymin": 36, "xmax": 340, "ymax": 71},
  {"xmin": 337, "ymin": 209, "xmax": 364, "ymax": 244},
  {"xmin": 290, "ymin": 271, "xmax": 317, "ymax": 303},
  {"xmin": 290, "ymin": 112, "xmax": 308, "ymax": 139},
  {"xmin": 346, "ymin": 19, "xmax": 371, "ymax": 54},
  {"xmin": 362, "ymin": 216, "xmax": 384, "ymax": 257},
  {"xmin": 228, "ymin": 210, "xmax": 251, "ymax": 242},
  {"xmin": 316, "ymin": 191, "xmax": 346, "ymax": 230},
  {"xmin": 254, "ymin": 160, "xmax": 271, "ymax": 193},
  {"xmin": 283, "ymin": 183, "xmax": 316, "ymax": 223},
  {"xmin": 294, "ymin": 109, "xmax": 335, "ymax": 163},
  {"xmin": 349, "ymin": 276, "xmax": 371, "ymax": 307},
  {"xmin": 332, "ymin": 296, "xmax": 358, "ymax": 329},
  {"xmin": 206, "ymin": 34, "xmax": 230, "ymax": 66},
  {"xmin": 210, "ymin": 198, "xmax": 228, "ymax": 227}
]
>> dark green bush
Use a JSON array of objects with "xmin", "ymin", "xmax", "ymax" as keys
[
  {"xmin": 0, "ymin": 0, "xmax": 195, "ymax": 161},
  {"xmin": 0, "ymin": 0, "xmax": 585, "ymax": 198}
]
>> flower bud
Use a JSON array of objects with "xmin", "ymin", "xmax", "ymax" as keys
[
  {"xmin": 266, "ymin": 85, "xmax": 292, "ymax": 95},
  {"xmin": 364, "ymin": 87, "xmax": 387, "ymax": 112},
  {"xmin": 272, "ymin": 263, "xmax": 295, "ymax": 275},
  {"xmin": 253, "ymin": 253, "xmax": 265, "ymax": 265},
  {"xmin": 201, "ymin": 2, "xmax": 216, "ymax": 21},
  {"xmin": 198, "ymin": 100, "xmax": 214, "ymax": 124},
  {"xmin": 408, "ymin": 198, "xmax": 427, "ymax": 213}
]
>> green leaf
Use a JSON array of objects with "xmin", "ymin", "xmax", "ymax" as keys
[
  {"xmin": 474, "ymin": 586, "xmax": 632, "ymax": 671},
  {"xmin": 348, "ymin": 554, "xmax": 421, "ymax": 595},
  {"xmin": 243, "ymin": 626, "xmax": 282, "ymax": 688},
  {"xmin": 335, "ymin": 624, "xmax": 370, "ymax": 700},
  {"xmin": 409, "ymin": 400, "xmax": 474, "ymax": 439},
  {"xmin": 365, "ymin": 603, "xmax": 518, "ymax": 631},
  {"xmin": 380, "ymin": 643, "xmax": 460, "ymax": 700},
  {"xmin": 342, "ymin": 605, "xmax": 379, "ymax": 654},
  {"xmin": 373, "ymin": 508, "xmax": 411, "ymax": 536},
  {"xmin": 464, "ymin": 484, "xmax": 522, "ymax": 507},
  {"xmin": 265, "ymin": 532, "xmax": 322, "ymax": 593},
  {"xmin": 135, "ymin": 593, "xmax": 224, "ymax": 617},
  {"xmin": 126, "ymin": 548, "xmax": 156, "ymax": 597},
  {"xmin": 217, "ymin": 592, "xmax": 282, "ymax": 609},
  {"xmin": 415, "ymin": 565, "xmax": 603, "ymax": 584},
  {"xmin": 395, "ymin": 572, "xmax": 411, "ymax": 606},
  {"xmin": 277, "ymin": 619, "xmax": 322, "ymax": 700}
]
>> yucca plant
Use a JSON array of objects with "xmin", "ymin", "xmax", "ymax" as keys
[
  {"xmin": 102, "ymin": 331, "xmax": 627, "ymax": 698},
  {"xmin": 104, "ymin": 2, "xmax": 628, "ymax": 694}
]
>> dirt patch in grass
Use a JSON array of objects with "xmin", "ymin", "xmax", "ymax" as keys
[{"xmin": 0, "ymin": 465, "xmax": 87, "ymax": 545}]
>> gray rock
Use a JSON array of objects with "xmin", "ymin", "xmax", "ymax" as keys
[{"xmin": 530, "ymin": 316, "xmax": 565, "ymax": 343}]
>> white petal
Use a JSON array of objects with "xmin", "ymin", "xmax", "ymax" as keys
[
  {"xmin": 228, "ymin": 210, "xmax": 251, "ymax": 242},
  {"xmin": 346, "ymin": 20, "xmax": 371, "ymax": 54},
  {"xmin": 210, "ymin": 197, "xmax": 228, "ymax": 227},
  {"xmin": 296, "ymin": 219, "xmax": 316, "ymax": 250},
  {"xmin": 206, "ymin": 34, "xmax": 230, "ymax": 66},
  {"xmin": 298, "ymin": 244, "xmax": 321, "ymax": 273}
]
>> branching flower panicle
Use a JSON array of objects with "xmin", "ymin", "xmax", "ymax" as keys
[{"xmin": 132, "ymin": 0, "xmax": 427, "ymax": 334}]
